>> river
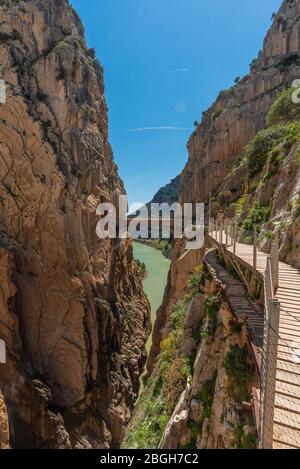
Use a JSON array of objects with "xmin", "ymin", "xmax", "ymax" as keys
[{"xmin": 133, "ymin": 242, "xmax": 171, "ymax": 352}]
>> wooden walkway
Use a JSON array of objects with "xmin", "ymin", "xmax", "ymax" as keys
[
  {"xmin": 209, "ymin": 230, "xmax": 300, "ymax": 449},
  {"xmin": 205, "ymin": 250, "xmax": 264, "ymax": 349}
]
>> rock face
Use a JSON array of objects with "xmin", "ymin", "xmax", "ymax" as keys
[
  {"xmin": 0, "ymin": 0, "xmax": 150, "ymax": 449},
  {"xmin": 160, "ymin": 281, "xmax": 258, "ymax": 450},
  {"xmin": 150, "ymin": 0, "xmax": 300, "ymax": 371},
  {"xmin": 179, "ymin": 0, "xmax": 300, "ymax": 205},
  {"xmin": 147, "ymin": 238, "xmax": 205, "ymax": 374},
  {"xmin": 0, "ymin": 390, "xmax": 9, "ymax": 449}
]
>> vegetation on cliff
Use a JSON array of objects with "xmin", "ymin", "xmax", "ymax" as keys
[
  {"xmin": 122, "ymin": 267, "xmax": 204, "ymax": 449},
  {"xmin": 123, "ymin": 258, "xmax": 258, "ymax": 449},
  {"xmin": 216, "ymin": 86, "xmax": 300, "ymax": 262}
]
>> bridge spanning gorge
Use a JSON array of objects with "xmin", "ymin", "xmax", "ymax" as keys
[{"xmin": 208, "ymin": 218, "xmax": 300, "ymax": 449}]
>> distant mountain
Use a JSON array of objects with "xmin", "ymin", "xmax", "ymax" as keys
[{"xmin": 147, "ymin": 175, "xmax": 180, "ymax": 208}]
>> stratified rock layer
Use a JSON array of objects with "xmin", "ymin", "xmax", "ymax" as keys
[
  {"xmin": 0, "ymin": 0, "xmax": 150, "ymax": 448},
  {"xmin": 179, "ymin": 0, "xmax": 300, "ymax": 205}
]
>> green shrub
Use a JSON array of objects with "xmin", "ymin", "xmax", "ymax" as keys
[
  {"xmin": 185, "ymin": 420, "xmax": 202, "ymax": 448},
  {"xmin": 232, "ymin": 418, "xmax": 257, "ymax": 449},
  {"xmin": 224, "ymin": 345, "xmax": 253, "ymax": 401},
  {"xmin": 198, "ymin": 371, "xmax": 218, "ymax": 424},
  {"xmin": 163, "ymin": 357, "xmax": 189, "ymax": 413},
  {"xmin": 267, "ymin": 88, "xmax": 300, "ymax": 126},
  {"xmin": 242, "ymin": 202, "xmax": 271, "ymax": 233},
  {"xmin": 259, "ymin": 228, "xmax": 273, "ymax": 243},
  {"xmin": 294, "ymin": 145, "xmax": 300, "ymax": 166},
  {"xmin": 203, "ymin": 293, "xmax": 221, "ymax": 335},
  {"xmin": 235, "ymin": 194, "xmax": 249, "ymax": 216},
  {"xmin": 186, "ymin": 266, "xmax": 203, "ymax": 294},
  {"xmin": 108, "ymin": 171, "xmax": 117, "ymax": 186},
  {"xmin": 134, "ymin": 259, "xmax": 147, "ymax": 278},
  {"xmin": 212, "ymin": 108, "xmax": 225, "ymax": 122},
  {"xmin": 171, "ymin": 300, "xmax": 186, "ymax": 329},
  {"xmin": 246, "ymin": 126, "xmax": 287, "ymax": 176},
  {"xmin": 282, "ymin": 121, "xmax": 300, "ymax": 152},
  {"xmin": 162, "ymin": 242, "xmax": 173, "ymax": 259},
  {"xmin": 76, "ymin": 169, "xmax": 84, "ymax": 178},
  {"xmin": 278, "ymin": 220, "xmax": 288, "ymax": 232}
]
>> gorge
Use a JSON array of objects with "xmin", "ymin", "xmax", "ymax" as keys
[{"xmin": 1, "ymin": 0, "xmax": 300, "ymax": 452}]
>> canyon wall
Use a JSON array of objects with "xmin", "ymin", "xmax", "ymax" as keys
[
  {"xmin": 124, "ymin": 255, "xmax": 258, "ymax": 449},
  {"xmin": 160, "ymin": 287, "xmax": 258, "ymax": 450},
  {"xmin": 179, "ymin": 0, "xmax": 300, "ymax": 205},
  {"xmin": 148, "ymin": 238, "xmax": 205, "ymax": 374},
  {"xmin": 0, "ymin": 0, "xmax": 150, "ymax": 448},
  {"xmin": 150, "ymin": 0, "xmax": 300, "ymax": 372}
]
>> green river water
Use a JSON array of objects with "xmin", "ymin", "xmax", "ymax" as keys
[{"xmin": 133, "ymin": 242, "xmax": 171, "ymax": 351}]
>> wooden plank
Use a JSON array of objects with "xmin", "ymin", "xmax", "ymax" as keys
[
  {"xmin": 275, "ymin": 393, "xmax": 300, "ymax": 413},
  {"xmin": 273, "ymin": 441, "xmax": 298, "ymax": 449},
  {"xmin": 274, "ymin": 408, "xmax": 300, "ymax": 430},
  {"xmin": 273, "ymin": 423, "xmax": 300, "ymax": 448},
  {"xmin": 276, "ymin": 380, "xmax": 300, "ymax": 399},
  {"xmin": 276, "ymin": 369, "xmax": 300, "ymax": 387}
]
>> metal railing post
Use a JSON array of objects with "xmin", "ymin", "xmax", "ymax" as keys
[
  {"xmin": 265, "ymin": 256, "xmax": 274, "ymax": 300},
  {"xmin": 233, "ymin": 222, "xmax": 237, "ymax": 255},
  {"xmin": 225, "ymin": 219, "xmax": 228, "ymax": 248},
  {"xmin": 253, "ymin": 225, "xmax": 257, "ymax": 272},
  {"xmin": 260, "ymin": 298, "xmax": 280, "ymax": 449},
  {"xmin": 230, "ymin": 222, "xmax": 234, "ymax": 248},
  {"xmin": 220, "ymin": 219, "xmax": 224, "ymax": 245},
  {"xmin": 208, "ymin": 192, "xmax": 212, "ymax": 229},
  {"xmin": 274, "ymin": 232, "xmax": 279, "ymax": 291}
]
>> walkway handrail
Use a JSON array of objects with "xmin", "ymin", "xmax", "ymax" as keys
[
  {"xmin": 266, "ymin": 256, "xmax": 275, "ymax": 300},
  {"xmin": 208, "ymin": 217, "xmax": 280, "ymax": 293},
  {"xmin": 208, "ymin": 216, "xmax": 281, "ymax": 449},
  {"xmin": 260, "ymin": 257, "xmax": 280, "ymax": 449}
]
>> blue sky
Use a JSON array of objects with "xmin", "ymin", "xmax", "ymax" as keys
[{"xmin": 71, "ymin": 0, "xmax": 281, "ymax": 207}]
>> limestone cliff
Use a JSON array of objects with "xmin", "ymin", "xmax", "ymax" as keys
[
  {"xmin": 180, "ymin": 0, "xmax": 300, "ymax": 205},
  {"xmin": 150, "ymin": 0, "xmax": 300, "ymax": 372},
  {"xmin": 0, "ymin": 0, "xmax": 150, "ymax": 449}
]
